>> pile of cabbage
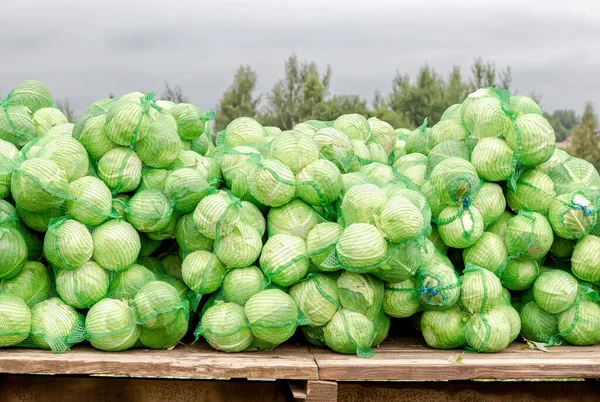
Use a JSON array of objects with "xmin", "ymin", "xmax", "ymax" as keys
[
  {"xmin": 402, "ymin": 88, "xmax": 600, "ymax": 351},
  {"xmin": 0, "ymin": 80, "xmax": 214, "ymax": 352},
  {"xmin": 1, "ymin": 81, "xmax": 599, "ymax": 357}
]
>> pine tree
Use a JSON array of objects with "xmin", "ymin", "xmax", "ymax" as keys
[{"xmin": 568, "ymin": 102, "xmax": 600, "ymax": 170}]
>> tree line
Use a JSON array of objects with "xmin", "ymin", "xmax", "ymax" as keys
[{"xmin": 50, "ymin": 54, "xmax": 596, "ymax": 169}]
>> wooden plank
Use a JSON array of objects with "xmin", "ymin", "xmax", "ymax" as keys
[
  {"xmin": 0, "ymin": 375, "xmax": 286, "ymax": 402},
  {"xmin": 0, "ymin": 343, "xmax": 318, "ymax": 381},
  {"xmin": 337, "ymin": 381, "xmax": 600, "ymax": 402},
  {"xmin": 313, "ymin": 337, "xmax": 600, "ymax": 381},
  {"xmin": 305, "ymin": 381, "xmax": 338, "ymax": 402}
]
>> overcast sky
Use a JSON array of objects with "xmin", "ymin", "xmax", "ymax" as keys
[{"xmin": 1, "ymin": 0, "xmax": 599, "ymax": 117}]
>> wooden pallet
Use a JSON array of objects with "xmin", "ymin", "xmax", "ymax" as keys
[{"xmin": 1, "ymin": 337, "xmax": 600, "ymax": 401}]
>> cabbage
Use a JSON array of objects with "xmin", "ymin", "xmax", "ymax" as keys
[
  {"xmin": 336, "ymin": 223, "xmax": 387, "ymax": 270},
  {"xmin": 393, "ymin": 153, "xmax": 427, "ymax": 188},
  {"xmin": 367, "ymin": 143, "xmax": 387, "ymax": 164},
  {"xmin": 135, "ymin": 121, "xmax": 181, "ymax": 168},
  {"xmin": 465, "ymin": 309, "xmax": 512, "ymax": 352},
  {"xmin": 8, "ymin": 80, "xmax": 54, "ymax": 113},
  {"xmin": 471, "ymin": 182, "xmax": 505, "ymax": 227},
  {"xmin": 160, "ymin": 254, "xmax": 183, "ymax": 279},
  {"xmin": 219, "ymin": 146, "xmax": 262, "ymax": 199},
  {"xmin": 487, "ymin": 211, "xmax": 514, "ymax": 239},
  {"xmin": 370, "ymin": 309, "xmax": 390, "ymax": 347},
  {"xmin": 533, "ymin": 270, "xmax": 578, "ymax": 314},
  {"xmin": 558, "ymin": 301, "xmax": 600, "ymax": 346},
  {"xmin": 312, "ymin": 127, "xmax": 354, "ymax": 172},
  {"xmin": 471, "ymin": 138, "xmax": 514, "ymax": 182},
  {"xmin": 572, "ymin": 235, "xmax": 600, "ymax": 282},
  {"xmin": 248, "ymin": 159, "xmax": 295, "ymax": 207},
  {"xmin": 105, "ymin": 98, "xmax": 163, "ymax": 146},
  {"xmin": 550, "ymin": 236, "xmax": 576, "ymax": 260},
  {"xmin": 548, "ymin": 193, "xmax": 595, "ymax": 239},
  {"xmin": 506, "ymin": 169, "xmax": 556, "ymax": 215},
  {"xmin": 106, "ymin": 263, "xmax": 154, "ymax": 301},
  {"xmin": 348, "ymin": 139, "xmax": 371, "ymax": 172},
  {"xmin": 500, "ymin": 258, "xmax": 539, "ymax": 291},
  {"xmin": 301, "ymin": 325, "xmax": 326, "ymax": 347},
  {"xmin": 55, "ymin": 262, "xmax": 108, "ymax": 309},
  {"xmin": 15, "ymin": 204, "xmax": 62, "ymax": 232},
  {"xmin": 510, "ymin": 95, "xmax": 543, "ymax": 115},
  {"xmin": 138, "ymin": 233, "xmax": 161, "ymax": 257},
  {"xmin": 324, "ymin": 309, "xmax": 374, "ymax": 355},
  {"xmin": 11, "ymin": 158, "xmax": 68, "ymax": 213},
  {"xmin": 295, "ymin": 159, "xmax": 343, "ymax": 206},
  {"xmin": 222, "ymin": 266, "xmax": 266, "ymax": 305},
  {"xmin": 337, "ymin": 272, "xmax": 383, "ymax": 319},
  {"xmin": 427, "ymin": 120, "xmax": 468, "ymax": 149},
  {"xmin": 92, "ymin": 220, "xmax": 141, "ymax": 271},
  {"xmin": 32, "ymin": 137, "xmax": 87, "ymax": 183},
  {"xmin": 506, "ymin": 114, "xmax": 555, "ymax": 167},
  {"xmin": 164, "ymin": 168, "xmax": 210, "ymax": 214},
  {"xmin": 460, "ymin": 88, "xmax": 500, "ymax": 130},
  {"xmin": 193, "ymin": 191, "xmax": 241, "ymax": 239},
  {"xmin": 222, "ymin": 117, "xmax": 265, "ymax": 148},
  {"xmin": 45, "ymin": 123, "xmax": 73, "ymax": 138},
  {"xmin": 437, "ymin": 206, "xmax": 484, "ymax": 249},
  {"xmin": 332, "ymin": 114, "xmax": 371, "ymax": 142},
  {"xmin": 0, "ymin": 261, "xmax": 50, "ymax": 306},
  {"xmin": 30, "ymin": 297, "xmax": 82, "ymax": 351},
  {"xmin": 97, "ymin": 148, "xmax": 142, "ymax": 193},
  {"xmin": 430, "ymin": 157, "xmax": 479, "ymax": 206},
  {"xmin": 44, "ymin": 218, "xmax": 93, "ymax": 270},
  {"xmin": 377, "ymin": 196, "xmax": 424, "ymax": 243},
  {"xmin": 74, "ymin": 114, "xmax": 117, "ymax": 161},
  {"xmin": 216, "ymin": 224, "xmax": 262, "ymax": 268},
  {"xmin": 140, "ymin": 308, "xmax": 189, "ymax": 349},
  {"xmin": 181, "ymin": 250, "xmax": 226, "ymax": 294},
  {"xmin": 383, "ymin": 277, "xmax": 420, "ymax": 318},
  {"xmin": 375, "ymin": 242, "xmax": 423, "ymax": 282},
  {"xmin": 367, "ymin": 117, "xmax": 395, "ymax": 156},
  {"xmin": 416, "ymin": 262, "xmax": 460, "ymax": 310},
  {"xmin": 519, "ymin": 301, "xmax": 558, "ymax": 343},
  {"xmin": 240, "ymin": 201, "xmax": 266, "ymax": 237},
  {"xmin": 269, "ymin": 130, "xmax": 319, "ymax": 173},
  {"xmin": 65, "ymin": 176, "xmax": 113, "ymax": 226},
  {"xmin": 0, "ymin": 227, "xmax": 27, "ymax": 279},
  {"xmin": 145, "ymin": 211, "xmax": 179, "ymax": 241},
  {"xmin": 504, "ymin": 212, "xmax": 553, "ymax": 260},
  {"xmin": 547, "ymin": 157, "xmax": 600, "ymax": 196},
  {"xmin": 341, "ymin": 184, "xmax": 386, "ymax": 225},
  {"xmin": 259, "ymin": 234, "xmax": 309, "ymax": 286},
  {"xmin": 85, "ymin": 298, "xmax": 140, "ymax": 351},
  {"xmin": 289, "ymin": 274, "xmax": 339, "ymax": 326},
  {"xmin": 169, "ymin": 103, "xmax": 207, "ymax": 141},
  {"xmin": 126, "ymin": 189, "xmax": 172, "ymax": 233},
  {"xmin": 0, "ymin": 139, "xmax": 19, "ymax": 198},
  {"xmin": 32, "ymin": 108, "xmax": 68, "ymax": 136},
  {"xmin": 244, "ymin": 289, "xmax": 299, "ymax": 345},
  {"xmin": 460, "ymin": 267, "xmax": 502, "ymax": 313},
  {"xmin": 421, "ymin": 306, "xmax": 468, "ymax": 349},
  {"xmin": 462, "ymin": 232, "xmax": 507, "ymax": 275},
  {"xmin": 133, "ymin": 281, "xmax": 182, "ymax": 329},
  {"xmin": 264, "ymin": 126, "xmax": 282, "ymax": 137},
  {"xmin": 136, "ymin": 257, "xmax": 166, "ymax": 277},
  {"xmin": 0, "ymin": 104, "xmax": 35, "ymax": 147},
  {"xmin": 170, "ymin": 150, "xmax": 222, "ymax": 186},
  {"xmin": 420, "ymin": 181, "xmax": 445, "ymax": 220},
  {"xmin": 359, "ymin": 163, "xmax": 395, "ymax": 187},
  {"xmin": 0, "ymin": 295, "xmax": 31, "ymax": 347},
  {"xmin": 470, "ymin": 97, "xmax": 513, "ymax": 139},
  {"xmin": 426, "ymin": 140, "xmax": 470, "ymax": 178},
  {"xmin": 306, "ymin": 222, "xmax": 344, "ymax": 271},
  {"xmin": 200, "ymin": 302, "xmax": 254, "ymax": 352},
  {"xmin": 267, "ymin": 199, "xmax": 322, "ymax": 240},
  {"xmin": 175, "ymin": 213, "xmax": 214, "ymax": 254}
]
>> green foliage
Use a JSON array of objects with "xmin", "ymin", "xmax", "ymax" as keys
[
  {"xmin": 162, "ymin": 81, "xmax": 189, "ymax": 104},
  {"xmin": 546, "ymin": 109, "xmax": 580, "ymax": 142},
  {"xmin": 568, "ymin": 102, "xmax": 600, "ymax": 170},
  {"xmin": 262, "ymin": 54, "xmax": 332, "ymax": 129},
  {"xmin": 215, "ymin": 66, "xmax": 261, "ymax": 131},
  {"xmin": 312, "ymin": 95, "xmax": 369, "ymax": 122}
]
